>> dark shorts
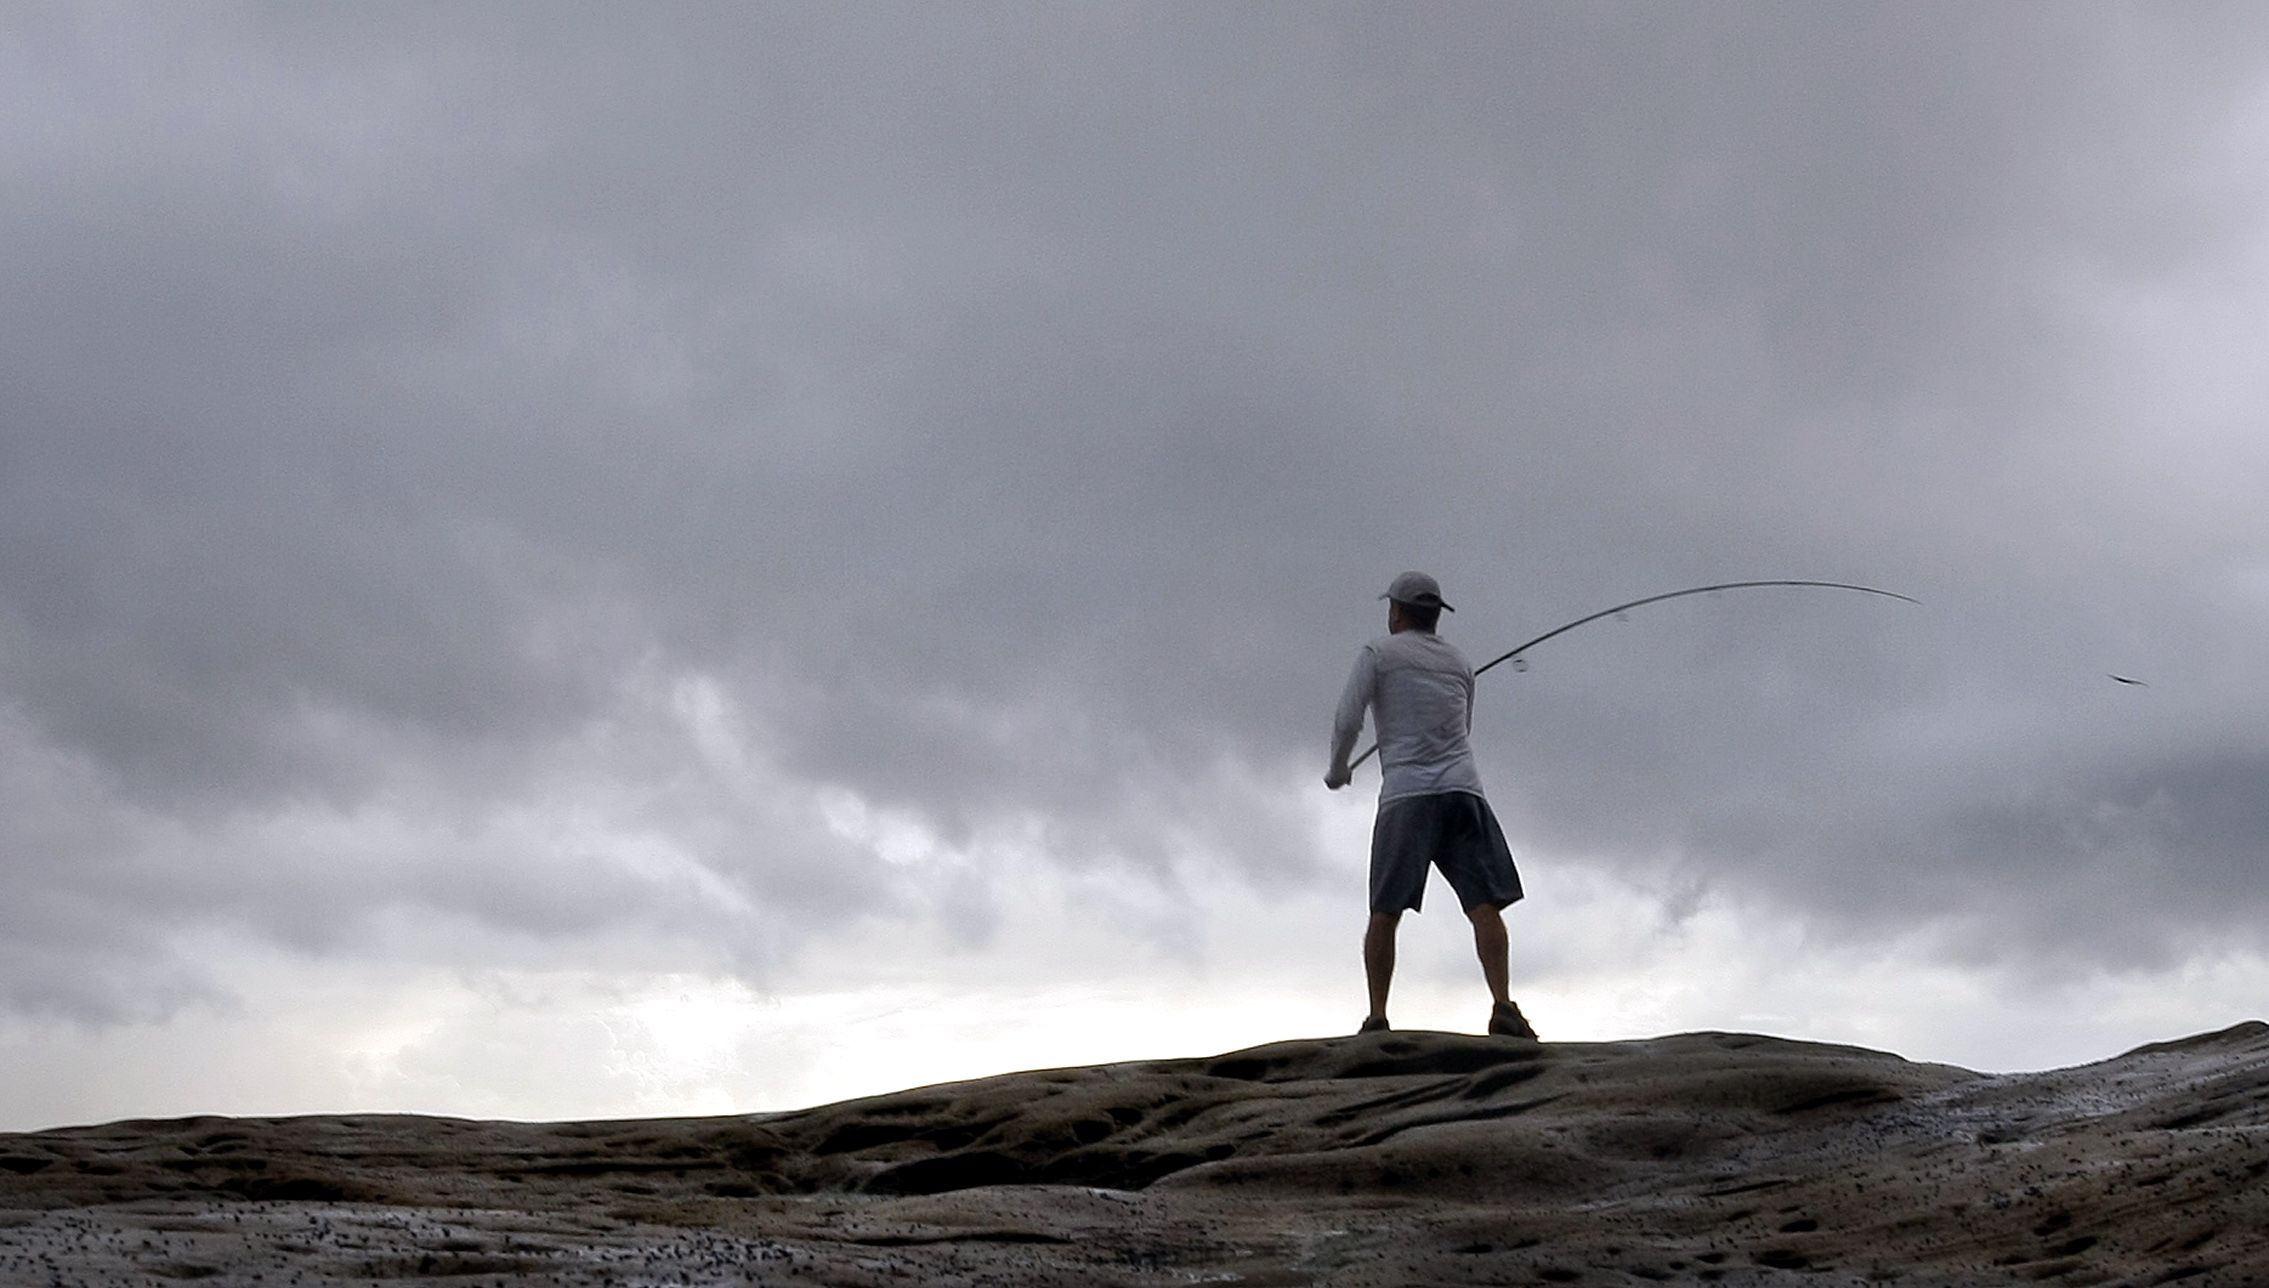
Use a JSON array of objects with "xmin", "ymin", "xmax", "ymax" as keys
[{"xmin": 1369, "ymin": 791, "xmax": 1524, "ymax": 915}]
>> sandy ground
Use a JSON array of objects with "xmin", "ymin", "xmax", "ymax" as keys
[{"xmin": 3, "ymin": 1022, "xmax": 2266, "ymax": 1285}]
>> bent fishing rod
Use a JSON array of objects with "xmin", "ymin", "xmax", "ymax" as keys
[{"xmin": 1345, "ymin": 579, "xmax": 1919, "ymax": 773}]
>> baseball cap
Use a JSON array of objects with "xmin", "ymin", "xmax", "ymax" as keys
[{"xmin": 1380, "ymin": 571, "xmax": 1454, "ymax": 612}]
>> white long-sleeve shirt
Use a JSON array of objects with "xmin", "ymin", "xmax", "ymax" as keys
[{"xmin": 1330, "ymin": 630, "xmax": 1487, "ymax": 803}]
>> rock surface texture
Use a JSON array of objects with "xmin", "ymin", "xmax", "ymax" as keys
[{"xmin": 3, "ymin": 1023, "xmax": 2267, "ymax": 1285}]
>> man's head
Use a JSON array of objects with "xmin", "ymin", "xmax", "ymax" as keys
[{"xmin": 1381, "ymin": 571, "xmax": 1453, "ymax": 634}]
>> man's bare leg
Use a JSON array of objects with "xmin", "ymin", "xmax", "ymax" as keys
[
  {"xmin": 1466, "ymin": 902, "xmax": 1511, "ymax": 1007},
  {"xmin": 1363, "ymin": 911, "xmax": 1401, "ymax": 1027}
]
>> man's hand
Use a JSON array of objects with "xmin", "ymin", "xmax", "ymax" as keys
[{"xmin": 1324, "ymin": 765, "xmax": 1352, "ymax": 791}]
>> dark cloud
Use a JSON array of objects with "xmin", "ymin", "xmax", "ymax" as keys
[{"xmin": 5, "ymin": 3, "xmax": 2269, "ymax": 1029}]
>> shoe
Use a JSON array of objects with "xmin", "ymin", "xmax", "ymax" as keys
[
  {"xmin": 1488, "ymin": 1001, "xmax": 1537, "ymax": 1039},
  {"xmin": 1358, "ymin": 1015, "xmax": 1391, "ymax": 1035}
]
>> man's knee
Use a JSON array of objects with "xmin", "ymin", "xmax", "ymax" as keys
[{"xmin": 1463, "ymin": 901, "xmax": 1504, "ymax": 926}]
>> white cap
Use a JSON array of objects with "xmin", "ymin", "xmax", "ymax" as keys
[{"xmin": 1380, "ymin": 571, "xmax": 1454, "ymax": 612}]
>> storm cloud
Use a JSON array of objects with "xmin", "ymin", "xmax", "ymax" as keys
[{"xmin": 4, "ymin": 3, "xmax": 2268, "ymax": 1119}]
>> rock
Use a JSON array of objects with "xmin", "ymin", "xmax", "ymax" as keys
[{"xmin": 2, "ymin": 1026, "xmax": 2266, "ymax": 1284}]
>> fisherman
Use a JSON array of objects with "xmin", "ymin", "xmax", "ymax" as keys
[{"xmin": 1325, "ymin": 572, "xmax": 1535, "ymax": 1039}]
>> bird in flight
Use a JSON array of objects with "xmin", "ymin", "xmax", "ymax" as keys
[{"xmin": 2109, "ymin": 674, "xmax": 2149, "ymax": 687}]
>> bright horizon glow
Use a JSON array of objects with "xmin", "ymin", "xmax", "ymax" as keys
[{"xmin": 6, "ymin": 829, "xmax": 2260, "ymax": 1133}]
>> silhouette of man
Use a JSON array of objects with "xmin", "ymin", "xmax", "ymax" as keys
[{"xmin": 1326, "ymin": 572, "xmax": 1534, "ymax": 1039}]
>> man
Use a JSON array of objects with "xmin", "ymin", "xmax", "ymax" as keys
[{"xmin": 1325, "ymin": 571, "xmax": 1535, "ymax": 1039}]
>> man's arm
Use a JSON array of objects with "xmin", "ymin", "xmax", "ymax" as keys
[{"xmin": 1325, "ymin": 646, "xmax": 1376, "ymax": 790}]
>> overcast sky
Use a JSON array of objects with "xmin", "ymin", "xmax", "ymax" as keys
[{"xmin": 5, "ymin": 3, "xmax": 2268, "ymax": 1131}]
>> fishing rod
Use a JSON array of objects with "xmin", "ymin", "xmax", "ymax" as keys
[{"xmin": 1346, "ymin": 579, "xmax": 1919, "ymax": 774}]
